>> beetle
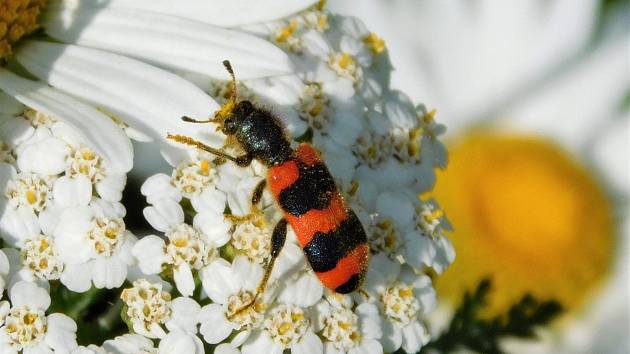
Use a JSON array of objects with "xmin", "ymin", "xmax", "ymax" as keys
[{"xmin": 168, "ymin": 61, "xmax": 369, "ymax": 314}]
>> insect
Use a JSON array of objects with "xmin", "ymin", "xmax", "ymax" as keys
[{"xmin": 168, "ymin": 60, "xmax": 369, "ymax": 314}]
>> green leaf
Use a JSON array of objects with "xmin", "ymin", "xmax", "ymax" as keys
[{"xmin": 419, "ymin": 278, "xmax": 563, "ymax": 354}]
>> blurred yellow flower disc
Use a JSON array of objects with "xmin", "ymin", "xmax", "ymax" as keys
[{"xmin": 433, "ymin": 131, "xmax": 614, "ymax": 318}]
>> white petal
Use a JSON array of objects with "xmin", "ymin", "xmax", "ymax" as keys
[
  {"xmin": 356, "ymin": 303, "xmax": 382, "ymax": 340},
  {"xmin": 363, "ymin": 253, "xmax": 400, "ymax": 295},
  {"xmin": 166, "ymin": 297, "xmax": 200, "ymax": 333},
  {"xmin": 95, "ymin": 173, "xmax": 126, "ymax": 202},
  {"xmin": 23, "ymin": 342, "xmax": 54, "ymax": 354},
  {"xmin": 380, "ymin": 321, "xmax": 402, "ymax": 353},
  {"xmin": 52, "ymin": 0, "xmax": 319, "ymax": 27},
  {"xmin": 0, "ymin": 92, "xmax": 23, "ymax": 115},
  {"xmin": 53, "ymin": 176, "xmax": 92, "ymax": 208},
  {"xmin": 193, "ymin": 212, "xmax": 231, "ymax": 247},
  {"xmin": 17, "ymin": 136, "xmax": 68, "ymax": 175},
  {"xmin": 200, "ymin": 258, "xmax": 235, "ymax": 304},
  {"xmin": 143, "ymin": 199, "xmax": 184, "ymax": 232},
  {"xmin": 293, "ymin": 331, "xmax": 322, "ymax": 354},
  {"xmin": 215, "ymin": 344, "xmax": 241, "ymax": 354},
  {"xmin": 91, "ymin": 256, "xmax": 127, "ymax": 289},
  {"xmin": 173, "ymin": 262, "xmax": 195, "ymax": 297},
  {"xmin": 353, "ymin": 339, "xmax": 382, "ymax": 354},
  {"xmin": 0, "ymin": 164, "xmax": 16, "ymax": 190},
  {"xmin": 16, "ymin": 41, "xmax": 222, "ymax": 147},
  {"xmin": 159, "ymin": 329, "xmax": 204, "ymax": 354},
  {"xmin": 44, "ymin": 313, "xmax": 78, "ymax": 353},
  {"xmin": 401, "ymin": 321, "xmax": 429, "ymax": 354},
  {"xmin": 141, "ymin": 173, "xmax": 181, "ymax": 204},
  {"xmin": 0, "ymin": 118, "xmax": 34, "ymax": 148},
  {"xmin": 198, "ymin": 304, "xmax": 233, "ymax": 344},
  {"xmin": 242, "ymin": 331, "xmax": 277, "ymax": 354},
  {"xmin": 89, "ymin": 198, "xmax": 125, "ymax": 219},
  {"xmin": 44, "ymin": 7, "xmax": 293, "ymax": 79},
  {"xmin": 132, "ymin": 236, "xmax": 167, "ymax": 275},
  {"xmin": 190, "ymin": 187, "xmax": 226, "ymax": 215},
  {"xmin": 0, "ymin": 69, "xmax": 132, "ymax": 173},
  {"xmin": 277, "ymin": 271, "xmax": 323, "ymax": 308},
  {"xmin": 403, "ymin": 232, "xmax": 437, "ymax": 270},
  {"xmin": 375, "ymin": 192, "xmax": 414, "ymax": 229},
  {"xmin": 0, "ymin": 250, "xmax": 8, "ymax": 276},
  {"xmin": 60, "ymin": 263, "xmax": 93, "ymax": 293},
  {"xmin": 231, "ymin": 255, "xmax": 262, "ymax": 291},
  {"xmin": 10, "ymin": 281, "xmax": 50, "ymax": 310},
  {"xmin": 0, "ymin": 207, "xmax": 40, "ymax": 246}
]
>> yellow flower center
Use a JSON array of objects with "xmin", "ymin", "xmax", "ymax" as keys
[
  {"xmin": 0, "ymin": 0, "xmax": 46, "ymax": 61},
  {"xmin": 433, "ymin": 132, "xmax": 614, "ymax": 318}
]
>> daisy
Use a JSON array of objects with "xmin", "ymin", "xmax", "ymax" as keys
[
  {"xmin": 0, "ymin": 0, "xmax": 301, "ymax": 173},
  {"xmin": 0, "ymin": 280, "xmax": 78, "ymax": 353}
]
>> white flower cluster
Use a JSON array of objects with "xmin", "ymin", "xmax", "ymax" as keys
[
  {"xmin": 0, "ymin": 2, "xmax": 454, "ymax": 354},
  {"xmin": 126, "ymin": 6, "xmax": 454, "ymax": 354}
]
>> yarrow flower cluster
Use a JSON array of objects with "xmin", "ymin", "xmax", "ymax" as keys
[{"xmin": 0, "ymin": 1, "xmax": 454, "ymax": 353}]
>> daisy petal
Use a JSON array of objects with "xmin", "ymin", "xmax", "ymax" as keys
[
  {"xmin": 43, "ymin": 7, "xmax": 293, "ymax": 79},
  {"xmin": 52, "ymin": 0, "xmax": 319, "ymax": 27},
  {"xmin": 0, "ymin": 69, "xmax": 132, "ymax": 173},
  {"xmin": 15, "ymin": 41, "xmax": 223, "ymax": 146}
]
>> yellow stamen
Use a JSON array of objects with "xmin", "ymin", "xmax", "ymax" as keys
[
  {"xmin": 25, "ymin": 190, "xmax": 37, "ymax": 204},
  {"xmin": 275, "ymin": 19, "xmax": 298, "ymax": 43},
  {"xmin": 422, "ymin": 109, "xmax": 437, "ymax": 123},
  {"xmin": 363, "ymin": 32, "xmax": 386, "ymax": 54},
  {"xmin": 338, "ymin": 53, "xmax": 354, "ymax": 70}
]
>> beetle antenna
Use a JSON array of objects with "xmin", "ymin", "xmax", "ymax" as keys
[{"xmin": 223, "ymin": 60, "xmax": 237, "ymax": 104}]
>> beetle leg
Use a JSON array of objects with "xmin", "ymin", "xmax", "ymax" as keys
[
  {"xmin": 251, "ymin": 180, "xmax": 267, "ymax": 210},
  {"xmin": 180, "ymin": 116, "xmax": 221, "ymax": 124},
  {"xmin": 167, "ymin": 134, "xmax": 252, "ymax": 167},
  {"xmin": 227, "ymin": 218, "xmax": 287, "ymax": 320}
]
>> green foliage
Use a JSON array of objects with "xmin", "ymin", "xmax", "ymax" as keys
[
  {"xmin": 48, "ymin": 281, "xmax": 127, "ymax": 345},
  {"xmin": 416, "ymin": 278, "xmax": 563, "ymax": 354}
]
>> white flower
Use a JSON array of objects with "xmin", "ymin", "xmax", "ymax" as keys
[
  {"xmin": 157, "ymin": 297, "xmax": 205, "ymax": 354},
  {"xmin": 121, "ymin": 279, "xmax": 173, "ymax": 339},
  {"xmin": 55, "ymin": 198, "xmax": 137, "ymax": 291},
  {"xmin": 363, "ymin": 254, "xmax": 435, "ymax": 354},
  {"xmin": 242, "ymin": 303, "xmax": 322, "ymax": 354},
  {"xmin": 120, "ymin": 279, "xmax": 204, "ymax": 353},
  {"xmin": 374, "ymin": 192, "xmax": 455, "ymax": 273},
  {"xmin": 198, "ymin": 256, "xmax": 267, "ymax": 346},
  {"xmin": 135, "ymin": 198, "xmax": 220, "ymax": 296},
  {"xmin": 0, "ymin": 281, "xmax": 78, "ymax": 354},
  {"xmin": 314, "ymin": 295, "xmax": 383, "ymax": 354}
]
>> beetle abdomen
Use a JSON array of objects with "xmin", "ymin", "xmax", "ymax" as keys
[{"xmin": 267, "ymin": 144, "xmax": 369, "ymax": 293}]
